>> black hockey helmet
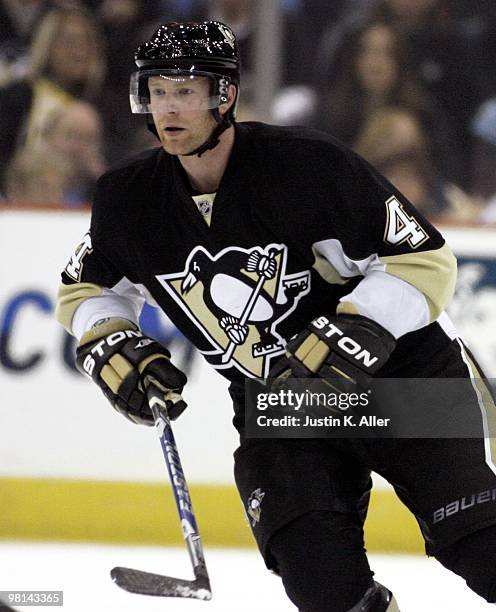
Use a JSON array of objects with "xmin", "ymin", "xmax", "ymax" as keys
[{"xmin": 131, "ymin": 21, "xmax": 240, "ymax": 156}]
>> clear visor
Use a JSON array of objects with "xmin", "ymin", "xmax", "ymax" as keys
[{"xmin": 130, "ymin": 70, "xmax": 226, "ymax": 114}]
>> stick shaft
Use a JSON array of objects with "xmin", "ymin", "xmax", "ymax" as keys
[{"xmin": 147, "ymin": 385, "xmax": 208, "ymax": 575}]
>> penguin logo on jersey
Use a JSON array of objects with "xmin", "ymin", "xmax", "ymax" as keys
[
  {"xmin": 156, "ymin": 244, "xmax": 310, "ymax": 378},
  {"xmin": 247, "ymin": 488, "xmax": 265, "ymax": 527}
]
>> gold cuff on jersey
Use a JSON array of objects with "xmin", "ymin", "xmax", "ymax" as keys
[
  {"xmin": 336, "ymin": 301, "xmax": 360, "ymax": 316},
  {"xmin": 79, "ymin": 318, "xmax": 138, "ymax": 347}
]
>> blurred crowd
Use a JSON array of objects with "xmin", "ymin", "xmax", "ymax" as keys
[{"xmin": 0, "ymin": 0, "xmax": 495, "ymax": 224}]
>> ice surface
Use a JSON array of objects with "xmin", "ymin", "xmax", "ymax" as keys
[{"xmin": 0, "ymin": 542, "xmax": 493, "ymax": 611}]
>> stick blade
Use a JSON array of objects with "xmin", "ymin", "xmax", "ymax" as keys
[{"xmin": 111, "ymin": 566, "xmax": 212, "ymax": 600}]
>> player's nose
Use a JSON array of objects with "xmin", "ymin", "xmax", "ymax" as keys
[{"xmin": 156, "ymin": 97, "xmax": 181, "ymax": 115}]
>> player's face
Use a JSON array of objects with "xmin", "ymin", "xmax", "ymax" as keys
[{"xmin": 148, "ymin": 75, "xmax": 218, "ymax": 155}]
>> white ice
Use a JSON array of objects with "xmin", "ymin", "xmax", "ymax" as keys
[{"xmin": 0, "ymin": 542, "xmax": 493, "ymax": 611}]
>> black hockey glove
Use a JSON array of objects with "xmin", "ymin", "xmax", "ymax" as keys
[
  {"xmin": 269, "ymin": 314, "xmax": 396, "ymax": 393},
  {"xmin": 76, "ymin": 319, "xmax": 187, "ymax": 426}
]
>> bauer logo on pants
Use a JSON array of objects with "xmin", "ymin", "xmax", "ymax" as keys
[
  {"xmin": 156, "ymin": 243, "xmax": 310, "ymax": 378},
  {"xmin": 247, "ymin": 488, "xmax": 265, "ymax": 527}
]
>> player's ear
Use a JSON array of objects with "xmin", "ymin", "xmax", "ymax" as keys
[{"xmin": 219, "ymin": 84, "xmax": 237, "ymax": 117}]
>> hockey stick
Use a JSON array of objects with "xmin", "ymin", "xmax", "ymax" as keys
[{"xmin": 111, "ymin": 383, "xmax": 212, "ymax": 600}]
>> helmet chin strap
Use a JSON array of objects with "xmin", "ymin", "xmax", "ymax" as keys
[{"xmin": 184, "ymin": 109, "xmax": 232, "ymax": 157}]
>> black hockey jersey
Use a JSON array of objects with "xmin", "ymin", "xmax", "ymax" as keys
[{"xmin": 56, "ymin": 122, "xmax": 457, "ymax": 385}]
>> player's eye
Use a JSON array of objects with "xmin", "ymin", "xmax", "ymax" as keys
[
  {"xmin": 151, "ymin": 87, "xmax": 165, "ymax": 96},
  {"xmin": 178, "ymin": 88, "xmax": 194, "ymax": 96}
]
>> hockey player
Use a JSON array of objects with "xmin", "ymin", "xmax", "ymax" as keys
[{"xmin": 56, "ymin": 21, "xmax": 496, "ymax": 612}]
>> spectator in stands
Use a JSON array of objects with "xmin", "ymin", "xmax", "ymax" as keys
[
  {"xmin": 5, "ymin": 100, "xmax": 105, "ymax": 206},
  {"xmin": 4, "ymin": 148, "xmax": 72, "ymax": 205},
  {"xmin": 354, "ymin": 106, "xmax": 481, "ymax": 222},
  {"xmin": 371, "ymin": 0, "xmax": 480, "ymax": 181},
  {"xmin": 313, "ymin": 18, "xmax": 461, "ymax": 183},
  {"xmin": 353, "ymin": 106, "xmax": 426, "ymax": 162},
  {"xmin": 315, "ymin": 0, "xmax": 480, "ymax": 185},
  {"xmin": 316, "ymin": 20, "xmax": 416, "ymax": 142},
  {"xmin": 377, "ymin": 0, "xmax": 479, "ymax": 94},
  {"xmin": 0, "ymin": 6, "xmax": 105, "ymax": 192},
  {"xmin": 46, "ymin": 100, "xmax": 105, "ymax": 202}
]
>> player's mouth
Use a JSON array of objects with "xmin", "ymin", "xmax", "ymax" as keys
[{"xmin": 163, "ymin": 127, "xmax": 185, "ymax": 133}]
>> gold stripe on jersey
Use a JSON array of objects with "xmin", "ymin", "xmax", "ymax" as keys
[
  {"xmin": 79, "ymin": 318, "xmax": 136, "ymax": 344},
  {"xmin": 379, "ymin": 243, "xmax": 457, "ymax": 322},
  {"xmin": 459, "ymin": 341, "xmax": 496, "ymax": 476},
  {"xmin": 55, "ymin": 282, "xmax": 103, "ymax": 333},
  {"xmin": 311, "ymin": 246, "xmax": 349, "ymax": 285}
]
